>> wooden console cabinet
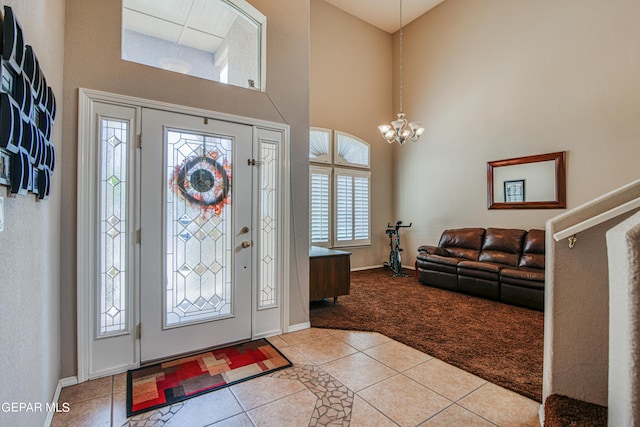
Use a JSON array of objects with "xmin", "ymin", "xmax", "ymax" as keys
[{"xmin": 309, "ymin": 246, "xmax": 351, "ymax": 303}]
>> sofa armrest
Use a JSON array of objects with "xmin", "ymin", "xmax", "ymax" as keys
[{"xmin": 417, "ymin": 245, "xmax": 448, "ymax": 256}]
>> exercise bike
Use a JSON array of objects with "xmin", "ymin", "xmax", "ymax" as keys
[{"xmin": 382, "ymin": 220, "xmax": 412, "ymax": 277}]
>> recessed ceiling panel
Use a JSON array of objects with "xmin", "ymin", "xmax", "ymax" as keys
[
  {"xmin": 187, "ymin": 0, "xmax": 239, "ymax": 38},
  {"xmin": 123, "ymin": 9, "xmax": 183, "ymax": 43},
  {"xmin": 124, "ymin": 0, "xmax": 194, "ymax": 25}
]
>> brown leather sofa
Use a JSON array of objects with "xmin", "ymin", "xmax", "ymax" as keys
[{"xmin": 416, "ymin": 227, "xmax": 545, "ymax": 311}]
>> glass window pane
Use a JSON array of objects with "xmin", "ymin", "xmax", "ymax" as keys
[
  {"xmin": 335, "ymin": 132, "xmax": 369, "ymax": 167},
  {"xmin": 258, "ymin": 139, "xmax": 278, "ymax": 308},
  {"xmin": 98, "ymin": 118, "xmax": 129, "ymax": 336},
  {"xmin": 122, "ymin": 0, "xmax": 264, "ymax": 89},
  {"xmin": 165, "ymin": 129, "xmax": 233, "ymax": 327},
  {"xmin": 309, "ymin": 128, "xmax": 331, "ymax": 163}
]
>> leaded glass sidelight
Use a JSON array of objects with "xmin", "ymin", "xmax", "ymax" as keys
[
  {"xmin": 165, "ymin": 129, "xmax": 233, "ymax": 327},
  {"xmin": 98, "ymin": 118, "xmax": 129, "ymax": 336},
  {"xmin": 258, "ymin": 140, "xmax": 278, "ymax": 308}
]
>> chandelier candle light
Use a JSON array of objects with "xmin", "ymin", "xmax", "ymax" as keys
[{"xmin": 378, "ymin": 0, "xmax": 425, "ymax": 144}]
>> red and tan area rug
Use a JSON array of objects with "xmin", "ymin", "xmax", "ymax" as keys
[{"xmin": 126, "ymin": 338, "xmax": 291, "ymax": 416}]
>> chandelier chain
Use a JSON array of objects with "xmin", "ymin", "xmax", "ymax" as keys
[
  {"xmin": 399, "ymin": 0, "xmax": 403, "ymax": 113},
  {"xmin": 377, "ymin": 0, "xmax": 424, "ymax": 144}
]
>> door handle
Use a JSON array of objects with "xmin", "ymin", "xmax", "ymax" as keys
[
  {"xmin": 241, "ymin": 241, "xmax": 251, "ymax": 248},
  {"xmin": 240, "ymin": 226, "xmax": 249, "ymax": 234}
]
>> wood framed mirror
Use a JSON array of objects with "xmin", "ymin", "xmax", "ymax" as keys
[{"xmin": 487, "ymin": 151, "xmax": 566, "ymax": 209}]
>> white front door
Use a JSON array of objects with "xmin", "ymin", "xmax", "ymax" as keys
[{"xmin": 139, "ymin": 108, "xmax": 253, "ymax": 362}]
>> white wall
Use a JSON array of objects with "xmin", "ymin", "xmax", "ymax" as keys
[
  {"xmin": 395, "ymin": 0, "xmax": 640, "ymax": 267},
  {"xmin": 0, "ymin": 1, "xmax": 65, "ymax": 426}
]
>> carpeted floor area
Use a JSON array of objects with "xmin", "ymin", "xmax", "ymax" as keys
[
  {"xmin": 543, "ymin": 394, "xmax": 607, "ymax": 426},
  {"xmin": 310, "ymin": 268, "xmax": 544, "ymax": 402}
]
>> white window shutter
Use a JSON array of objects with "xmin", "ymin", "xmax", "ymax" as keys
[{"xmin": 309, "ymin": 167, "xmax": 331, "ymax": 244}]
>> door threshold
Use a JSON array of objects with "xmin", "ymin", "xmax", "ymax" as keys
[{"xmin": 139, "ymin": 337, "xmax": 253, "ymax": 367}]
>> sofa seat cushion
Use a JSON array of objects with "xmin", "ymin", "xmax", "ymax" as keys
[
  {"xmin": 425, "ymin": 254, "xmax": 464, "ymax": 267},
  {"xmin": 457, "ymin": 260, "xmax": 505, "ymax": 273},
  {"xmin": 457, "ymin": 265, "xmax": 501, "ymax": 281},
  {"xmin": 419, "ymin": 255, "xmax": 465, "ymax": 274}
]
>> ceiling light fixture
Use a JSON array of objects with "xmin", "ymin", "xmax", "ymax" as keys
[{"xmin": 378, "ymin": 0, "xmax": 424, "ymax": 145}]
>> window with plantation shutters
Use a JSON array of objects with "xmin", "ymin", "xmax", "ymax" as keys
[
  {"xmin": 309, "ymin": 166, "xmax": 331, "ymax": 244},
  {"xmin": 309, "ymin": 128, "xmax": 370, "ymax": 248}
]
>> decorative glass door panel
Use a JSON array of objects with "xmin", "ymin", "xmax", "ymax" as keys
[
  {"xmin": 140, "ymin": 109, "xmax": 252, "ymax": 362},
  {"xmin": 165, "ymin": 130, "xmax": 233, "ymax": 327}
]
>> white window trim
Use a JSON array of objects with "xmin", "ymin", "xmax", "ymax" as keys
[
  {"xmin": 224, "ymin": 0, "xmax": 267, "ymax": 90},
  {"xmin": 332, "ymin": 167, "xmax": 371, "ymax": 248}
]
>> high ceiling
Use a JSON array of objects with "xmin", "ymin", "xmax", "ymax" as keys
[
  {"xmin": 122, "ymin": 0, "xmax": 446, "ymax": 54},
  {"xmin": 323, "ymin": 0, "xmax": 445, "ymax": 33}
]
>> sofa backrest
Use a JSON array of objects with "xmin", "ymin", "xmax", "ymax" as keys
[
  {"xmin": 438, "ymin": 228, "xmax": 485, "ymax": 260},
  {"xmin": 478, "ymin": 228, "xmax": 526, "ymax": 266},
  {"xmin": 519, "ymin": 229, "xmax": 545, "ymax": 269}
]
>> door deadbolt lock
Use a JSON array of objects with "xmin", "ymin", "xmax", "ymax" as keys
[
  {"xmin": 241, "ymin": 241, "xmax": 251, "ymax": 248},
  {"xmin": 240, "ymin": 226, "xmax": 249, "ymax": 234}
]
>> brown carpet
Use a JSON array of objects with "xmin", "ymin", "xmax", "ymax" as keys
[
  {"xmin": 310, "ymin": 268, "xmax": 544, "ymax": 402},
  {"xmin": 543, "ymin": 394, "xmax": 607, "ymax": 426}
]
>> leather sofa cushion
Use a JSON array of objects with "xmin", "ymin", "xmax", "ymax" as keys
[
  {"xmin": 438, "ymin": 228, "xmax": 485, "ymax": 260},
  {"xmin": 421, "ymin": 260, "xmax": 458, "ymax": 274},
  {"xmin": 501, "ymin": 267, "xmax": 544, "ymax": 282},
  {"xmin": 425, "ymin": 254, "xmax": 464, "ymax": 267},
  {"xmin": 479, "ymin": 228, "xmax": 526, "ymax": 266},
  {"xmin": 417, "ymin": 245, "xmax": 449, "ymax": 257},
  {"xmin": 457, "ymin": 260, "xmax": 504, "ymax": 273},
  {"xmin": 519, "ymin": 229, "xmax": 545, "ymax": 269}
]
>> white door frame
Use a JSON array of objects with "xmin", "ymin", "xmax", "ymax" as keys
[{"xmin": 76, "ymin": 88, "xmax": 291, "ymax": 382}]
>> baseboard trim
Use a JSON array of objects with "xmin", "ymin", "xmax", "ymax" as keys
[
  {"xmin": 351, "ymin": 265, "xmax": 416, "ymax": 272},
  {"xmin": 287, "ymin": 321, "xmax": 310, "ymax": 333},
  {"xmin": 351, "ymin": 265, "xmax": 382, "ymax": 271},
  {"xmin": 44, "ymin": 377, "xmax": 78, "ymax": 426}
]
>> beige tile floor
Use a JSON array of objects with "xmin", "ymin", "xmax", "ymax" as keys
[{"xmin": 52, "ymin": 328, "xmax": 541, "ymax": 427}]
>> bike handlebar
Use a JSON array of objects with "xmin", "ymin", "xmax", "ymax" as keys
[{"xmin": 386, "ymin": 221, "xmax": 412, "ymax": 229}]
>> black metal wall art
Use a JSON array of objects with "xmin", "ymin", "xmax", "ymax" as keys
[{"xmin": 0, "ymin": 6, "xmax": 56, "ymax": 200}]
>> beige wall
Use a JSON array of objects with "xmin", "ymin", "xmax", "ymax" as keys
[
  {"xmin": 61, "ymin": 0, "xmax": 310, "ymax": 377},
  {"xmin": 545, "ymin": 180, "xmax": 640, "ymax": 407},
  {"xmin": 310, "ymin": 0, "xmax": 395, "ymax": 268},
  {"xmin": 0, "ymin": 1, "xmax": 65, "ymax": 425},
  {"xmin": 396, "ymin": 0, "xmax": 640, "ymax": 266}
]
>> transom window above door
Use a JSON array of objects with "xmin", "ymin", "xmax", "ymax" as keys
[{"xmin": 122, "ymin": 0, "xmax": 266, "ymax": 89}]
